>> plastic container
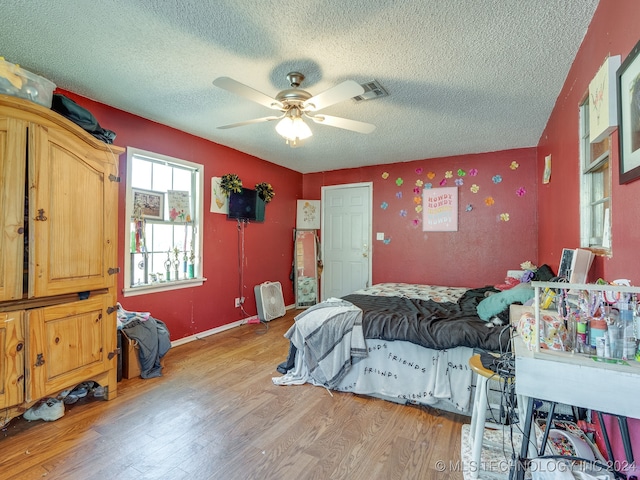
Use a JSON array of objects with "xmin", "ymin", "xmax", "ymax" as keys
[
  {"xmin": 548, "ymin": 428, "xmax": 596, "ymax": 461},
  {"xmin": 0, "ymin": 57, "xmax": 56, "ymax": 108},
  {"xmin": 589, "ymin": 318, "xmax": 607, "ymax": 349}
]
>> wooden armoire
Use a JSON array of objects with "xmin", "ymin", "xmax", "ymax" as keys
[{"xmin": 0, "ymin": 95, "xmax": 123, "ymax": 424}]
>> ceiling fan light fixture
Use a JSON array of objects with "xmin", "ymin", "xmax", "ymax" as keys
[{"xmin": 275, "ymin": 110, "xmax": 312, "ymax": 144}]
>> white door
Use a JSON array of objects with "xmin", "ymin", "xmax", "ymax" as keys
[{"xmin": 321, "ymin": 183, "xmax": 372, "ymax": 300}]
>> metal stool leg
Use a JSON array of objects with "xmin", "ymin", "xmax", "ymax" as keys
[{"xmin": 469, "ymin": 373, "xmax": 489, "ymax": 477}]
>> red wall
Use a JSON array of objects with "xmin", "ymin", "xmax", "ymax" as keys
[
  {"xmin": 537, "ymin": 0, "xmax": 640, "ymax": 470},
  {"xmin": 304, "ymin": 148, "xmax": 538, "ymax": 288},
  {"xmin": 537, "ymin": 0, "xmax": 640, "ymax": 285},
  {"xmin": 57, "ymin": 89, "xmax": 302, "ymax": 340}
]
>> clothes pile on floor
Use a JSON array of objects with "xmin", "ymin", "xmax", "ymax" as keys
[{"xmin": 117, "ymin": 303, "xmax": 171, "ymax": 379}]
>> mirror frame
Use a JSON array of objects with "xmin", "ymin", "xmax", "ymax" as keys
[{"xmin": 294, "ymin": 229, "xmax": 319, "ymax": 308}]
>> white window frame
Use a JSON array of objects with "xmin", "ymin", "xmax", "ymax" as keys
[
  {"xmin": 579, "ymin": 98, "xmax": 612, "ymax": 254},
  {"xmin": 123, "ymin": 147, "xmax": 205, "ymax": 296}
]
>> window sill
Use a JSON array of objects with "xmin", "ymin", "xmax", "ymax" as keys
[
  {"xmin": 583, "ymin": 247, "xmax": 612, "ymax": 258},
  {"xmin": 122, "ymin": 277, "xmax": 207, "ymax": 297}
]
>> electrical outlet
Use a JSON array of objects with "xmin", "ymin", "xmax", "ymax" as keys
[{"xmin": 235, "ymin": 297, "xmax": 241, "ymax": 307}]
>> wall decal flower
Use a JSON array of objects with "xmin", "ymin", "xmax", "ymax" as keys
[
  {"xmin": 445, "ymin": 171, "xmax": 453, "ymax": 178},
  {"xmin": 383, "ymin": 238, "xmax": 391, "ymax": 244},
  {"xmin": 400, "ymin": 209, "xmax": 407, "ymax": 217},
  {"xmin": 413, "ymin": 196, "xmax": 422, "ymax": 204},
  {"xmin": 510, "ymin": 161, "xmax": 519, "ymax": 170},
  {"xmin": 396, "ymin": 191, "xmax": 403, "ymax": 199},
  {"xmin": 466, "ymin": 204, "xmax": 473, "ymax": 212},
  {"xmin": 470, "ymin": 184, "xmax": 480, "ymax": 193},
  {"xmin": 439, "ymin": 179, "xmax": 447, "ymax": 186},
  {"xmin": 492, "ymin": 175, "xmax": 502, "ymax": 184},
  {"xmin": 469, "ymin": 168, "xmax": 478, "ymax": 176},
  {"xmin": 485, "ymin": 196, "xmax": 495, "ymax": 206},
  {"xmin": 412, "ymin": 218, "xmax": 421, "ymax": 226},
  {"xmin": 455, "ymin": 178, "xmax": 464, "ymax": 186},
  {"xmin": 415, "ymin": 167, "xmax": 423, "ymax": 175},
  {"xmin": 381, "ymin": 201, "xmax": 388, "ymax": 210},
  {"xmin": 427, "ymin": 171, "xmax": 436, "ymax": 179},
  {"xmin": 415, "ymin": 179, "xmax": 424, "ymax": 187},
  {"xmin": 413, "ymin": 186, "xmax": 421, "ymax": 194},
  {"xmin": 500, "ymin": 213, "xmax": 510, "ymax": 222},
  {"xmin": 415, "ymin": 205, "xmax": 423, "ymax": 213},
  {"xmin": 425, "ymin": 183, "xmax": 433, "ymax": 189},
  {"xmin": 457, "ymin": 169, "xmax": 466, "ymax": 177},
  {"xmin": 396, "ymin": 177, "xmax": 404, "ymax": 186},
  {"xmin": 382, "ymin": 172, "xmax": 389, "ymax": 179},
  {"xmin": 516, "ymin": 186, "xmax": 527, "ymax": 197}
]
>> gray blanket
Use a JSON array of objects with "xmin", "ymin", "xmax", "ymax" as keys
[{"xmin": 282, "ymin": 298, "xmax": 366, "ymax": 388}]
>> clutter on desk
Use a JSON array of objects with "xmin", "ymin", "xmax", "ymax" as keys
[{"xmin": 517, "ymin": 279, "xmax": 640, "ymax": 364}]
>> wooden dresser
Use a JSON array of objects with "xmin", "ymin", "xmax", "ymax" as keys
[{"xmin": 0, "ymin": 95, "xmax": 123, "ymax": 425}]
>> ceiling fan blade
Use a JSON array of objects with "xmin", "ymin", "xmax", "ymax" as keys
[
  {"xmin": 217, "ymin": 115, "xmax": 281, "ymax": 129},
  {"xmin": 302, "ymin": 80, "xmax": 365, "ymax": 112},
  {"xmin": 213, "ymin": 77, "xmax": 283, "ymax": 110},
  {"xmin": 307, "ymin": 114, "xmax": 376, "ymax": 134}
]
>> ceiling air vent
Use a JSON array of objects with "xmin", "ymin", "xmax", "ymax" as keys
[{"xmin": 353, "ymin": 80, "xmax": 388, "ymax": 102}]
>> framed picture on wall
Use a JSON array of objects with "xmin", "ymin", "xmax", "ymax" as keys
[
  {"xmin": 132, "ymin": 188, "xmax": 164, "ymax": 220},
  {"xmin": 617, "ymin": 38, "xmax": 640, "ymax": 184},
  {"xmin": 296, "ymin": 200, "xmax": 321, "ymax": 229}
]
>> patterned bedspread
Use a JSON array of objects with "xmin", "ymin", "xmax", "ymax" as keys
[{"xmin": 351, "ymin": 282, "xmax": 469, "ymax": 303}]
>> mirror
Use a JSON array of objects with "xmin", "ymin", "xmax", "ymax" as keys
[{"xmin": 294, "ymin": 229, "xmax": 319, "ymax": 308}]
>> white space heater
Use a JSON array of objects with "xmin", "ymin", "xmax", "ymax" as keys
[{"xmin": 254, "ymin": 281, "xmax": 286, "ymax": 322}]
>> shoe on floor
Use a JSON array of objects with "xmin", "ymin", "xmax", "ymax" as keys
[
  {"xmin": 23, "ymin": 398, "xmax": 65, "ymax": 422},
  {"xmin": 91, "ymin": 386, "xmax": 106, "ymax": 398},
  {"xmin": 71, "ymin": 381, "xmax": 98, "ymax": 398},
  {"xmin": 63, "ymin": 393, "xmax": 79, "ymax": 405}
]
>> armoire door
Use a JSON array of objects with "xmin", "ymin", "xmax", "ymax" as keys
[
  {"xmin": 27, "ymin": 293, "xmax": 114, "ymax": 401},
  {"xmin": 0, "ymin": 116, "xmax": 27, "ymax": 301},
  {"xmin": 0, "ymin": 311, "xmax": 25, "ymax": 409},
  {"xmin": 28, "ymin": 123, "xmax": 118, "ymax": 298}
]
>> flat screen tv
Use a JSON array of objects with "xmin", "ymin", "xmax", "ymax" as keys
[{"xmin": 227, "ymin": 187, "xmax": 265, "ymax": 222}]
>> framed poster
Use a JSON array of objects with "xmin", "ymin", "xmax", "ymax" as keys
[
  {"xmin": 210, "ymin": 176, "xmax": 229, "ymax": 214},
  {"xmin": 617, "ymin": 39, "xmax": 640, "ymax": 184},
  {"xmin": 589, "ymin": 55, "xmax": 620, "ymax": 143},
  {"xmin": 422, "ymin": 187, "xmax": 458, "ymax": 232},
  {"xmin": 296, "ymin": 200, "xmax": 320, "ymax": 229},
  {"xmin": 132, "ymin": 188, "xmax": 164, "ymax": 220}
]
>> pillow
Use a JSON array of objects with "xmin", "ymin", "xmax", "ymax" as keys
[{"xmin": 476, "ymin": 284, "xmax": 535, "ymax": 321}]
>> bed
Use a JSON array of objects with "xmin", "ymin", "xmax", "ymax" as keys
[{"xmin": 273, "ymin": 282, "xmax": 518, "ymax": 414}]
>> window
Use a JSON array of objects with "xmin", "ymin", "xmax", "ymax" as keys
[
  {"xmin": 579, "ymin": 98, "xmax": 611, "ymax": 253},
  {"xmin": 124, "ymin": 147, "xmax": 204, "ymax": 296}
]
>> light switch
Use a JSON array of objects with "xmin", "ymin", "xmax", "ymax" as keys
[{"xmin": 376, "ymin": 232, "xmax": 384, "ymax": 240}]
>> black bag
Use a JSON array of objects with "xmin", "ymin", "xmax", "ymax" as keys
[{"xmin": 51, "ymin": 94, "xmax": 116, "ymax": 144}]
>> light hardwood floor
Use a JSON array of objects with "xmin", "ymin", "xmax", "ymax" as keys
[{"xmin": 0, "ymin": 309, "xmax": 468, "ymax": 480}]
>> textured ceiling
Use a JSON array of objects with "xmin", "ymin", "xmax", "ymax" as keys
[{"xmin": 1, "ymin": 0, "xmax": 599, "ymax": 173}]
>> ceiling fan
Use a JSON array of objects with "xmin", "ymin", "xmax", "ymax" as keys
[{"xmin": 213, "ymin": 72, "xmax": 376, "ymax": 147}]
